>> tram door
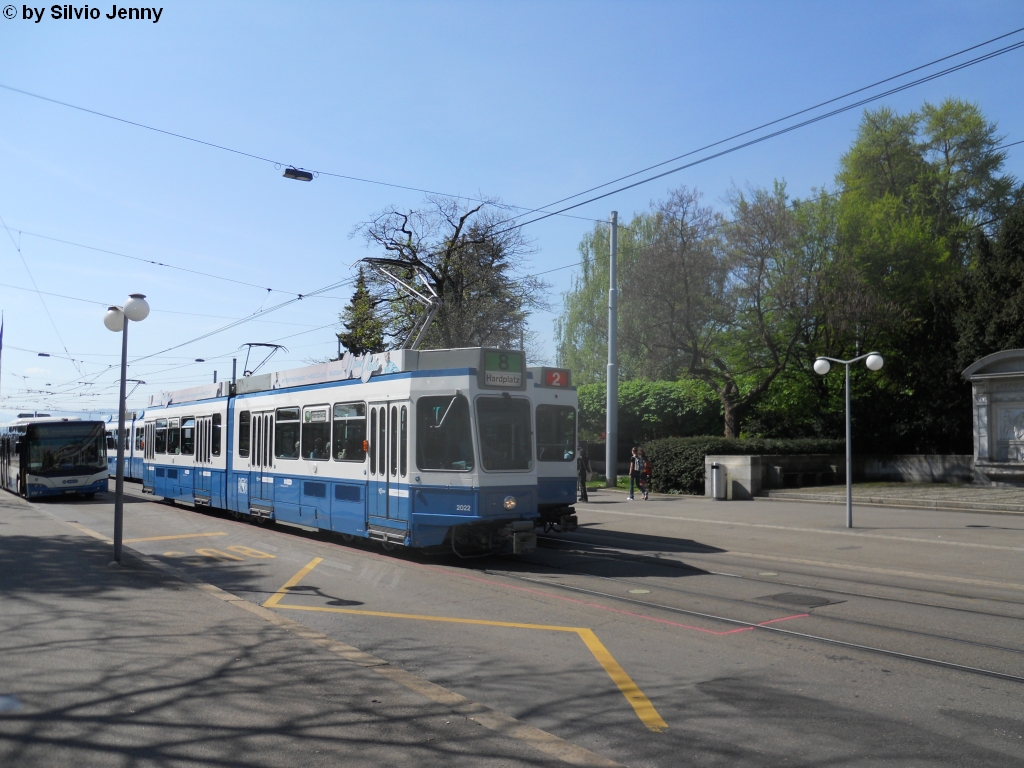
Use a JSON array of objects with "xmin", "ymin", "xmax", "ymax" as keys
[
  {"xmin": 368, "ymin": 401, "xmax": 410, "ymax": 524},
  {"xmin": 249, "ymin": 412, "xmax": 274, "ymax": 508},
  {"xmin": 194, "ymin": 416, "xmax": 213, "ymax": 500}
]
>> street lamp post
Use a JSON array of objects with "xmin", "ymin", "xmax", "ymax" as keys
[
  {"xmin": 104, "ymin": 294, "xmax": 150, "ymax": 564},
  {"xmin": 813, "ymin": 351, "xmax": 884, "ymax": 529}
]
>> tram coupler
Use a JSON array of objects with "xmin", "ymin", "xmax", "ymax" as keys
[{"xmin": 506, "ymin": 520, "xmax": 537, "ymax": 554}]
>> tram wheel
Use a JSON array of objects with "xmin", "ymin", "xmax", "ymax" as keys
[
  {"xmin": 231, "ymin": 510, "xmax": 243, "ymax": 521},
  {"xmin": 340, "ymin": 533, "xmax": 356, "ymax": 544},
  {"xmin": 381, "ymin": 540, "xmax": 396, "ymax": 551}
]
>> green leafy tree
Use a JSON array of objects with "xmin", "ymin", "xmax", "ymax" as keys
[
  {"xmin": 336, "ymin": 268, "xmax": 386, "ymax": 356},
  {"xmin": 956, "ymin": 193, "xmax": 1024, "ymax": 366},
  {"xmin": 576, "ymin": 378, "xmax": 721, "ymax": 444},
  {"xmin": 823, "ymin": 100, "xmax": 1016, "ymax": 452},
  {"xmin": 554, "ymin": 213, "xmax": 659, "ymax": 383}
]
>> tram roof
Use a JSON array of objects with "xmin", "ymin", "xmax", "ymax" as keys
[{"xmin": 148, "ymin": 348, "xmax": 533, "ymax": 407}]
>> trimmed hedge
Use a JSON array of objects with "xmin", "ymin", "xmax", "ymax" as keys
[{"xmin": 642, "ymin": 437, "xmax": 846, "ymax": 495}]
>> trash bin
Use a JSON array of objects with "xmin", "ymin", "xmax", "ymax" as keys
[{"xmin": 711, "ymin": 462, "xmax": 727, "ymax": 500}]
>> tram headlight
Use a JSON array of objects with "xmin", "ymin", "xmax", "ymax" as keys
[{"xmin": 503, "ymin": 495, "xmax": 516, "ymax": 510}]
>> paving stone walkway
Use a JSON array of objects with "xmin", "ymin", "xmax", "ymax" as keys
[{"xmin": 767, "ymin": 482, "xmax": 1024, "ymax": 514}]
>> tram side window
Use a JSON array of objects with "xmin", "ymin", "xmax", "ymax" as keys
[
  {"xmin": 238, "ymin": 411, "xmax": 250, "ymax": 457},
  {"xmin": 167, "ymin": 418, "xmax": 181, "ymax": 455},
  {"xmin": 332, "ymin": 402, "xmax": 366, "ymax": 462},
  {"xmin": 400, "ymin": 405, "xmax": 408, "ymax": 477},
  {"xmin": 135, "ymin": 427, "xmax": 144, "ymax": 452},
  {"xmin": 369, "ymin": 409, "xmax": 377, "ymax": 474},
  {"xmin": 301, "ymin": 406, "xmax": 330, "ymax": 460},
  {"xmin": 476, "ymin": 396, "xmax": 532, "ymax": 471},
  {"xmin": 212, "ymin": 414, "xmax": 221, "ymax": 457},
  {"xmin": 106, "ymin": 432, "xmax": 116, "ymax": 451},
  {"xmin": 181, "ymin": 417, "xmax": 195, "ymax": 455},
  {"xmin": 416, "ymin": 395, "xmax": 473, "ymax": 472},
  {"xmin": 536, "ymin": 405, "xmax": 576, "ymax": 462},
  {"xmin": 275, "ymin": 407, "xmax": 300, "ymax": 459},
  {"xmin": 155, "ymin": 419, "xmax": 167, "ymax": 453}
]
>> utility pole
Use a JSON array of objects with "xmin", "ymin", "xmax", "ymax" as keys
[{"xmin": 605, "ymin": 211, "xmax": 618, "ymax": 488}]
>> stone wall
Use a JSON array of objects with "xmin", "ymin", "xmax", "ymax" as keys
[{"xmin": 703, "ymin": 454, "xmax": 974, "ymax": 499}]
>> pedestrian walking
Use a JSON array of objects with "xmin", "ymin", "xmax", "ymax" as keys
[
  {"xmin": 577, "ymin": 444, "xmax": 592, "ymax": 502},
  {"xmin": 639, "ymin": 447, "xmax": 652, "ymax": 500},
  {"xmin": 628, "ymin": 446, "xmax": 642, "ymax": 500}
]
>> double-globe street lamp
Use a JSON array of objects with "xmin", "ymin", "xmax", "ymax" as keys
[
  {"xmin": 104, "ymin": 294, "xmax": 150, "ymax": 564},
  {"xmin": 813, "ymin": 351, "xmax": 884, "ymax": 529}
]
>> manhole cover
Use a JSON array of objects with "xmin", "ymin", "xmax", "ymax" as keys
[{"xmin": 766, "ymin": 593, "xmax": 841, "ymax": 608}]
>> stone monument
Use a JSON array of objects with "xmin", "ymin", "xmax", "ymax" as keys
[{"xmin": 962, "ymin": 349, "xmax": 1024, "ymax": 486}]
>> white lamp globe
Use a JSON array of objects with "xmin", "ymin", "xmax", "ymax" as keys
[
  {"xmin": 813, "ymin": 358, "xmax": 831, "ymax": 375},
  {"xmin": 123, "ymin": 293, "xmax": 150, "ymax": 322},
  {"xmin": 865, "ymin": 353, "xmax": 884, "ymax": 372},
  {"xmin": 104, "ymin": 307, "xmax": 125, "ymax": 332}
]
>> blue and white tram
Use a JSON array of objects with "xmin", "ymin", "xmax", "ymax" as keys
[
  {"xmin": 140, "ymin": 348, "xmax": 566, "ymax": 554},
  {"xmin": 106, "ymin": 412, "xmax": 146, "ymax": 481},
  {"xmin": 529, "ymin": 366, "xmax": 579, "ymax": 530}
]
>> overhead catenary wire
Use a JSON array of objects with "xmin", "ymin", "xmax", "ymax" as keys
[
  {"xmin": 509, "ymin": 25, "xmax": 1024, "ymax": 221},
  {"xmin": 6, "ymin": 31, "xmax": 1024, "ymax": 408},
  {"xmin": 0, "ymin": 211, "xmax": 83, "ymax": 376},
  {"xmin": 498, "ymin": 37, "xmax": 1024, "ymax": 234},
  {"xmin": 0, "ymin": 83, "xmax": 610, "ymax": 229}
]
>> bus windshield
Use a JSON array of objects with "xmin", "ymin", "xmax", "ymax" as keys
[
  {"xmin": 476, "ymin": 396, "xmax": 532, "ymax": 471},
  {"xmin": 24, "ymin": 422, "xmax": 106, "ymax": 477}
]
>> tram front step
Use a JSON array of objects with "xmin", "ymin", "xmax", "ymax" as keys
[{"xmin": 368, "ymin": 524, "xmax": 407, "ymax": 545}]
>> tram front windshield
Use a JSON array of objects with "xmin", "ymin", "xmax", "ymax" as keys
[
  {"xmin": 24, "ymin": 423, "xmax": 106, "ymax": 477},
  {"xmin": 476, "ymin": 396, "xmax": 532, "ymax": 471},
  {"xmin": 536, "ymin": 405, "xmax": 576, "ymax": 462},
  {"xmin": 417, "ymin": 395, "xmax": 474, "ymax": 471}
]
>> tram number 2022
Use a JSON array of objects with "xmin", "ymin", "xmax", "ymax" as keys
[{"xmin": 455, "ymin": 504, "xmax": 471, "ymax": 512}]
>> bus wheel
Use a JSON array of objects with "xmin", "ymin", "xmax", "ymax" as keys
[{"xmin": 82, "ymin": 493, "xmax": 95, "ymax": 500}]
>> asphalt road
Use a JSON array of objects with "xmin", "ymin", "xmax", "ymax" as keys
[{"xmin": 3, "ymin": 482, "xmax": 1023, "ymax": 767}]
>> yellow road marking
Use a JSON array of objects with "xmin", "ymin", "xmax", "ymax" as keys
[
  {"xmin": 265, "ymin": 558, "xmax": 666, "ymax": 732},
  {"xmin": 724, "ymin": 551, "xmax": 1024, "ymax": 592},
  {"xmin": 66, "ymin": 521, "xmax": 110, "ymax": 542},
  {"xmin": 124, "ymin": 532, "xmax": 227, "ymax": 543},
  {"xmin": 276, "ymin": 604, "xmax": 582, "ymax": 632},
  {"xmin": 225, "ymin": 545, "xmax": 276, "ymax": 558},
  {"xmin": 163, "ymin": 551, "xmax": 187, "ymax": 557},
  {"xmin": 576, "ymin": 628, "xmax": 667, "ymax": 732},
  {"xmin": 263, "ymin": 557, "xmax": 324, "ymax": 607},
  {"xmin": 195, "ymin": 548, "xmax": 245, "ymax": 561}
]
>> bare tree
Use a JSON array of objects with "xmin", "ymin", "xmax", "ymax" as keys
[{"xmin": 354, "ymin": 196, "xmax": 549, "ymax": 350}]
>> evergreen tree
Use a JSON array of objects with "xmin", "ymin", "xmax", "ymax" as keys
[{"xmin": 337, "ymin": 268, "xmax": 385, "ymax": 356}]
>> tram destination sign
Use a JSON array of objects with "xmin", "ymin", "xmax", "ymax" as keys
[{"xmin": 479, "ymin": 349, "xmax": 526, "ymax": 391}]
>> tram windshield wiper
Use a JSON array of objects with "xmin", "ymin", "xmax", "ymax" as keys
[{"xmin": 430, "ymin": 391, "xmax": 461, "ymax": 429}]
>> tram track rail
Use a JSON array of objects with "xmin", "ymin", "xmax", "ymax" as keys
[
  {"xmin": 482, "ymin": 564, "xmax": 1024, "ymax": 685},
  {"xmin": 498, "ymin": 553, "xmax": 1024, "ymax": 659},
  {"xmin": 536, "ymin": 532, "xmax": 1024, "ymax": 621}
]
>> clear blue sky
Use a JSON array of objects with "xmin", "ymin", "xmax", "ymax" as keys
[{"xmin": 1, "ymin": 0, "xmax": 1022, "ymax": 417}]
